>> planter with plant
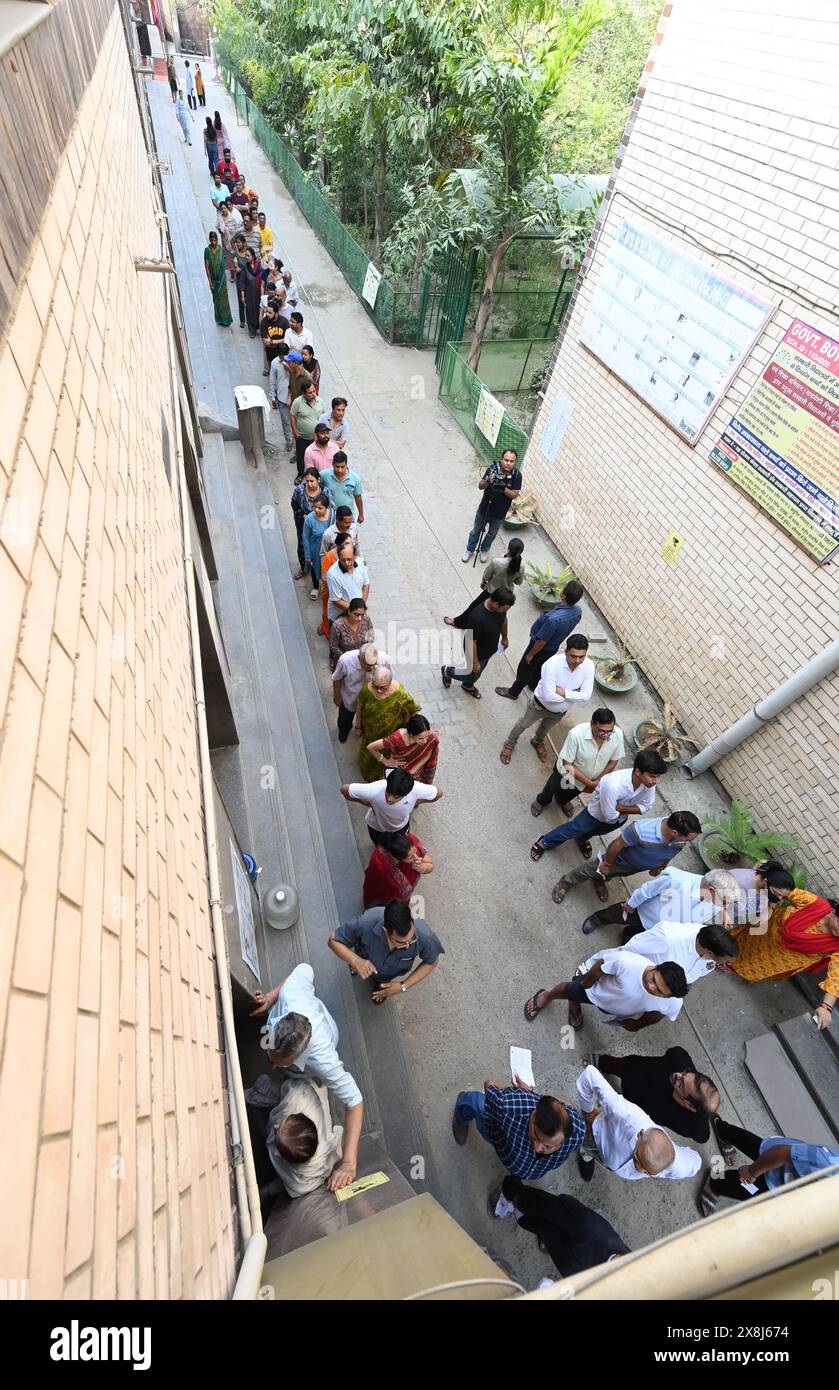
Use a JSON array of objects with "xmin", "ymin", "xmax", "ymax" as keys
[
  {"xmin": 502, "ymin": 492, "xmax": 539, "ymax": 529},
  {"xmin": 592, "ymin": 643, "xmax": 638, "ymax": 693},
  {"xmin": 632, "ymin": 703, "xmax": 699, "ymax": 763},
  {"xmin": 525, "ymin": 562, "xmax": 576, "ymax": 607},
  {"xmin": 697, "ymin": 801, "xmax": 799, "ymax": 871}
]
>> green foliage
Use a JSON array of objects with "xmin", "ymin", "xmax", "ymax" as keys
[
  {"xmin": 702, "ymin": 801, "xmax": 800, "ymax": 866},
  {"xmin": 526, "ymin": 561, "xmax": 576, "ymax": 599}
]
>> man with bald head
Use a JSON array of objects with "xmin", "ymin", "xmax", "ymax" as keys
[{"xmin": 576, "ymin": 1062, "xmax": 701, "ymax": 1183}]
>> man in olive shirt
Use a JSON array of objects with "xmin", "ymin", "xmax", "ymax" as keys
[
  {"xmin": 587, "ymin": 1045, "xmax": 720, "ymax": 1143},
  {"xmin": 328, "ymin": 900, "xmax": 444, "ymax": 1003},
  {"xmin": 531, "ymin": 709, "xmax": 624, "ymax": 820},
  {"xmin": 290, "ymin": 380, "xmax": 324, "ymax": 481}
]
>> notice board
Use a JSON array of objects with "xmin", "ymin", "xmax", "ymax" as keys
[
  {"xmin": 580, "ymin": 218, "xmax": 774, "ymax": 444},
  {"xmin": 709, "ymin": 319, "xmax": 839, "ymax": 562}
]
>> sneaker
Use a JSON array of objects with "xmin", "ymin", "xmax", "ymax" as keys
[
  {"xmin": 461, "ymin": 550, "xmax": 472, "ymax": 563},
  {"xmin": 480, "ymin": 551, "xmax": 490, "ymax": 563}
]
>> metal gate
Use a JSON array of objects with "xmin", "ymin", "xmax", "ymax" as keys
[{"xmin": 415, "ymin": 246, "xmax": 478, "ymax": 367}]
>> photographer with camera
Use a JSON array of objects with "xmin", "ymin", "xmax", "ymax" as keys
[{"xmin": 461, "ymin": 449, "xmax": 522, "ymax": 564}]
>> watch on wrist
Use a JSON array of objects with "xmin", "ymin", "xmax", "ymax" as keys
[{"xmin": 400, "ymin": 983, "xmax": 407, "ymax": 993}]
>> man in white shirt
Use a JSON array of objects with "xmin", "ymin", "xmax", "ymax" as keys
[
  {"xmin": 500, "ymin": 635, "xmax": 594, "ymax": 764},
  {"xmin": 531, "ymin": 708, "xmax": 624, "ymax": 821},
  {"xmin": 326, "ymin": 540, "xmax": 370, "ymax": 622},
  {"xmin": 281, "ymin": 270, "xmax": 299, "ymax": 306},
  {"xmin": 249, "ymin": 963, "xmax": 363, "ymax": 1190},
  {"xmin": 531, "ymin": 747, "xmax": 665, "ymax": 866},
  {"xmin": 523, "ymin": 949, "xmax": 688, "ymax": 1032},
  {"xmin": 341, "ymin": 767, "xmax": 442, "ymax": 844},
  {"xmin": 581, "ymin": 865, "xmax": 739, "ymax": 938},
  {"xmin": 576, "ymin": 1063, "xmax": 701, "ymax": 1183},
  {"xmin": 285, "ymin": 310, "xmax": 313, "ymax": 353},
  {"xmin": 612, "ymin": 920, "xmax": 739, "ymax": 986},
  {"xmin": 332, "ymin": 643, "xmax": 388, "ymax": 743}
]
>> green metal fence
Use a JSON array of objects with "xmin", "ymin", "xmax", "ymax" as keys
[
  {"xmin": 438, "ymin": 340, "xmax": 551, "ymax": 463},
  {"xmin": 222, "ymin": 67, "xmax": 413, "ymax": 344}
]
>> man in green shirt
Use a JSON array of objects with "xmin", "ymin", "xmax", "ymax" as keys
[
  {"xmin": 531, "ymin": 709, "xmax": 624, "ymax": 821},
  {"xmin": 291, "ymin": 381, "xmax": 325, "ymax": 481}
]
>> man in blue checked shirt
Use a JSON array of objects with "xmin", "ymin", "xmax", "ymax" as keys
[{"xmin": 452, "ymin": 1078, "xmax": 585, "ymax": 1181}]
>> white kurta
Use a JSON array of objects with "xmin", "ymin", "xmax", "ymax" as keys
[
  {"xmin": 576, "ymin": 1065, "xmax": 701, "ymax": 1181},
  {"xmin": 267, "ymin": 1077, "xmax": 343, "ymax": 1197}
]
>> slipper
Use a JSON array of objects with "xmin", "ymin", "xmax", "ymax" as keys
[
  {"xmin": 713, "ymin": 1121, "xmax": 736, "ymax": 1166},
  {"xmin": 530, "ymin": 801, "xmax": 544, "ymax": 817},
  {"xmin": 293, "ymin": 569, "xmax": 306, "ymax": 580},
  {"xmin": 443, "ymin": 617, "xmax": 454, "ymax": 627},
  {"xmin": 500, "ymin": 744, "xmax": 513, "ymax": 765},
  {"xmin": 463, "ymin": 685, "xmax": 481, "ymax": 699},
  {"xmin": 568, "ymin": 1001, "xmax": 583, "ymax": 1032},
  {"xmin": 530, "ymin": 737, "xmax": 549, "ymax": 763},
  {"xmin": 595, "ymin": 880, "xmax": 609, "ymax": 903},
  {"xmin": 697, "ymin": 1183, "xmax": 717, "ymax": 1219},
  {"xmin": 579, "ymin": 841, "xmax": 593, "ymax": 859},
  {"xmin": 524, "ymin": 990, "xmax": 546, "ymax": 1022},
  {"xmin": 560, "ymin": 802, "xmax": 575, "ymax": 818},
  {"xmin": 530, "ymin": 842, "xmax": 545, "ymax": 862},
  {"xmin": 551, "ymin": 880, "xmax": 569, "ymax": 903},
  {"xmin": 441, "ymin": 665, "xmax": 452, "ymax": 689}
]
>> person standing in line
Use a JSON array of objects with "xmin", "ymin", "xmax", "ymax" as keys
[
  {"xmin": 240, "ymin": 213, "xmax": 262, "ymax": 260},
  {"xmin": 731, "ymin": 890, "xmax": 839, "ymax": 1030},
  {"xmin": 269, "ymin": 342, "xmax": 294, "ymax": 451},
  {"xmin": 281, "ymin": 269, "xmax": 299, "ymax": 307},
  {"xmin": 257, "ymin": 211, "xmax": 274, "ymax": 264},
  {"xmin": 214, "ymin": 114, "xmax": 234, "ymax": 163},
  {"xmin": 530, "ymin": 748, "xmax": 666, "ymax": 869},
  {"xmin": 302, "ymin": 496, "xmax": 332, "ymax": 599},
  {"xmin": 491, "ymin": 1180, "xmax": 629, "ymax": 1276},
  {"xmin": 461, "ymin": 449, "xmax": 522, "ymax": 563},
  {"xmin": 496, "ymin": 580, "xmax": 584, "ymax": 701},
  {"xmin": 500, "ymin": 634, "xmax": 594, "ymax": 765},
  {"xmin": 167, "ymin": 56, "xmax": 178, "ymax": 102},
  {"xmin": 355, "ymin": 668, "xmax": 422, "ymax": 780},
  {"xmin": 586, "ymin": 1046, "xmax": 721, "ymax": 1145},
  {"xmin": 303, "ymin": 422, "xmax": 339, "ymax": 474},
  {"xmin": 291, "ymin": 380, "xmax": 325, "ymax": 482},
  {"xmin": 215, "ymin": 146, "xmax": 239, "ymax": 191},
  {"xmin": 328, "ymin": 594, "xmax": 370, "ymax": 670},
  {"xmin": 325, "ymin": 538, "xmax": 370, "ymax": 628},
  {"xmin": 195, "ymin": 63, "xmax": 206, "ymax": 107},
  {"xmin": 531, "ymin": 708, "xmax": 623, "ymax": 823},
  {"xmin": 523, "ymin": 952, "xmax": 688, "ymax": 1033},
  {"xmin": 301, "ymin": 345, "xmax": 321, "ymax": 392},
  {"xmin": 329, "ymin": 900, "xmax": 444, "ymax": 1004},
  {"xmin": 321, "ymin": 452, "xmax": 364, "ymax": 522},
  {"xmin": 286, "ymin": 311, "xmax": 313, "ymax": 354},
  {"xmin": 209, "ymin": 171, "xmax": 229, "ymax": 209},
  {"xmin": 184, "ymin": 59, "xmax": 196, "ymax": 110},
  {"xmin": 362, "ymin": 830, "xmax": 434, "ymax": 909},
  {"xmin": 365, "ymin": 714, "xmax": 439, "ymax": 785},
  {"xmin": 332, "ymin": 643, "xmax": 387, "ymax": 743},
  {"xmin": 260, "ymin": 298, "xmax": 288, "ymax": 377},
  {"xmin": 321, "ymin": 508, "xmax": 360, "ymax": 569},
  {"xmin": 581, "ymin": 865, "xmax": 739, "ymax": 939},
  {"xmin": 291, "ymin": 468, "xmax": 328, "ymax": 582},
  {"xmin": 203, "ymin": 230, "xmax": 232, "ymax": 328},
  {"xmin": 575, "ymin": 1063, "xmax": 701, "ymax": 1184},
  {"xmin": 615, "ymin": 920, "xmax": 740, "ymax": 987},
  {"xmin": 547, "ymin": 810, "xmax": 702, "ymax": 908},
  {"xmin": 217, "ymin": 199, "xmax": 243, "ymax": 277},
  {"xmin": 452, "ymin": 1078, "xmax": 585, "ymax": 1183},
  {"xmin": 204, "ymin": 118, "xmax": 219, "ymax": 175},
  {"xmin": 480, "ymin": 538, "xmax": 525, "ymax": 592},
  {"xmin": 341, "ymin": 768, "xmax": 442, "ymax": 844},
  {"xmin": 174, "ymin": 90, "xmax": 193, "ymax": 144},
  {"xmin": 319, "ymin": 397, "xmax": 349, "ymax": 447},
  {"xmin": 441, "ymin": 589, "xmax": 516, "ymax": 700}
]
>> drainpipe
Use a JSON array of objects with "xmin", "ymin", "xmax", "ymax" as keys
[{"xmin": 685, "ymin": 639, "xmax": 839, "ymax": 777}]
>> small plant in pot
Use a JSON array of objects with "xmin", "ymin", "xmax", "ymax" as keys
[
  {"xmin": 632, "ymin": 702, "xmax": 699, "ymax": 763},
  {"xmin": 503, "ymin": 492, "xmax": 539, "ymax": 530},
  {"xmin": 526, "ymin": 562, "xmax": 576, "ymax": 608},
  {"xmin": 697, "ymin": 800, "xmax": 799, "ymax": 871},
  {"xmin": 592, "ymin": 643, "xmax": 638, "ymax": 693}
]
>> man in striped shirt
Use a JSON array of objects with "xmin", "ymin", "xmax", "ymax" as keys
[{"xmin": 452, "ymin": 1080, "xmax": 585, "ymax": 1180}]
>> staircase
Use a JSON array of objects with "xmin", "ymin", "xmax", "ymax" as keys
[{"xmin": 745, "ymin": 978, "xmax": 839, "ymax": 1146}]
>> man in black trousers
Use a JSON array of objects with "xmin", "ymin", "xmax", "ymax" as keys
[
  {"xmin": 495, "ymin": 1178, "xmax": 629, "ymax": 1276},
  {"xmin": 587, "ymin": 1045, "xmax": 720, "ymax": 1143}
]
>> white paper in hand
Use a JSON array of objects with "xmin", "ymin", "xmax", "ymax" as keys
[{"xmin": 510, "ymin": 1045, "xmax": 534, "ymax": 1087}]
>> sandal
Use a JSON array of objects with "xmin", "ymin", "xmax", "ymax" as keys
[
  {"xmin": 500, "ymin": 744, "xmax": 514, "ymax": 765},
  {"xmin": 463, "ymin": 685, "xmax": 481, "ymax": 699},
  {"xmin": 697, "ymin": 1181, "xmax": 717, "ymax": 1219},
  {"xmin": 595, "ymin": 880, "xmax": 609, "ymax": 903},
  {"xmin": 530, "ymin": 737, "xmax": 549, "ymax": 763},
  {"xmin": 579, "ymin": 840, "xmax": 593, "ymax": 859},
  {"xmin": 443, "ymin": 616, "xmax": 454, "ymax": 627},
  {"xmin": 530, "ymin": 801, "xmax": 544, "ymax": 817},
  {"xmin": 551, "ymin": 880, "xmax": 569, "ymax": 903},
  {"xmin": 713, "ymin": 1120, "xmax": 736, "ymax": 1166},
  {"xmin": 531, "ymin": 841, "xmax": 546, "ymax": 862},
  {"xmin": 293, "ymin": 569, "xmax": 306, "ymax": 580},
  {"xmin": 568, "ymin": 1000, "xmax": 583, "ymax": 1032},
  {"xmin": 524, "ymin": 990, "xmax": 547, "ymax": 1022}
]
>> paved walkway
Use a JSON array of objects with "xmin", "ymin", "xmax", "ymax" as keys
[{"xmin": 154, "ymin": 68, "xmax": 801, "ymax": 1284}]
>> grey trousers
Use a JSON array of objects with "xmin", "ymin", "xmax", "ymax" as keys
[
  {"xmin": 560, "ymin": 861, "xmax": 624, "ymax": 888},
  {"xmin": 505, "ymin": 696, "xmax": 565, "ymax": 747}
]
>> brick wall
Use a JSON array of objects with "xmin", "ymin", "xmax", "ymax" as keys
[
  {"xmin": 0, "ymin": 10, "xmax": 237, "ymax": 1297},
  {"xmin": 526, "ymin": 0, "xmax": 839, "ymax": 890}
]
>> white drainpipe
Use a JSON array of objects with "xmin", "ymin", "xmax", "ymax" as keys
[{"xmin": 685, "ymin": 638, "xmax": 839, "ymax": 777}]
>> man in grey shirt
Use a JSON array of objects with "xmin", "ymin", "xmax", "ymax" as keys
[{"xmin": 328, "ymin": 900, "xmax": 444, "ymax": 1003}]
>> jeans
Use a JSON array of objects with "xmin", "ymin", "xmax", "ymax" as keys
[
  {"xmin": 454, "ymin": 1090, "xmax": 492, "ymax": 1143},
  {"xmin": 466, "ymin": 507, "xmax": 502, "ymax": 554},
  {"xmin": 505, "ymin": 695, "xmax": 565, "ymax": 748},
  {"xmin": 207, "ymin": 141, "xmax": 217, "ymax": 175},
  {"xmin": 540, "ymin": 807, "xmax": 625, "ymax": 852},
  {"xmin": 445, "ymin": 655, "xmax": 490, "ymax": 690},
  {"xmin": 709, "ymin": 1120, "xmax": 768, "ymax": 1200},
  {"xmin": 276, "ymin": 399, "xmax": 293, "ymax": 447}
]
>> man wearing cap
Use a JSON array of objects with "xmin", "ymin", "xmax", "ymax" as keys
[
  {"xmin": 304, "ymin": 422, "xmax": 339, "ymax": 473},
  {"xmin": 216, "ymin": 148, "xmax": 239, "ymax": 191},
  {"xmin": 291, "ymin": 381, "xmax": 326, "ymax": 481}
]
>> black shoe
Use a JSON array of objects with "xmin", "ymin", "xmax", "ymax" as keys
[
  {"xmin": 581, "ymin": 914, "xmax": 601, "ymax": 935},
  {"xmin": 487, "ymin": 1183, "xmax": 504, "ymax": 1219},
  {"xmin": 579, "ymin": 1153, "xmax": 595, "ymax": 1183},
  {"xmin": 494, "ymin": 686, "xmax": 518, "ymax": 699},
  {"xmin": 441, "ymin": 665, "xmax": 452, "ymax": 689},
  {"xmin": 452, "ymin": 1106, "xmax": 469, "ymax": 1146}
]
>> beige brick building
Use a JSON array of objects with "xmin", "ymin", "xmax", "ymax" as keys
[
  {"xmin": 527, "ymin": 0, "xmax": 839, "ymax": 888},
  {"xmin": 0, "ymin": 4, "xmax": 239, "ymax": 1297}
]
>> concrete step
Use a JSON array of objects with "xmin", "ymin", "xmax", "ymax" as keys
[
  {"xmin": 744, "ymin": 1027, "xmax": 838, "ymax": 1146},
  {"xmin": 775, "ymin": 1014, "xmax": 839, "ymax": 1141}
]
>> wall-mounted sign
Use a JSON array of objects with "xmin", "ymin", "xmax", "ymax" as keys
[
  {"xmin": 362, "ymin": 262, "xmax": 382, "ymax": 309},
  {"xmin": 660, "ymin": 532, "xmax": 684, "ymax": 564},
  {"xmin": 539, "ymin": 391, "xmax": 574, "ymax": 463},
  {"xmin": 475, "ymin": 386, "xmax": 505, "ymax": 447},
  {"xmin": 230, "ymin": 842, "xmax": 260, "ymax": 982},
  {"xmin": 580, "ymin": 218, "xmax": 774, "ymax": 444},
  {"xmin": 709, "ymin": 319, "xmax": 839, "ymax": 562}
]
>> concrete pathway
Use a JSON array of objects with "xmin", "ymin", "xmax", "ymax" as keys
[{"xmin": 154, "ymin": 68, "xmax": 803, "ymax": 1286}]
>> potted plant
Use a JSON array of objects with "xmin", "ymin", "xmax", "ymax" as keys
[
  {"xmin": 592, "ymin": 643, "xmax": 638, "ymax": 693},
  {"xmin": 525, "ymin": 562, "xmax": 576, "ymax": 608},
  {"xmin": 632, "ymin": 703, "xmax": 699, "ymax": 763},
  {"xmin": 503, "ymin": 492, "xmax": 539, "ymax": 529},
  {"xmin": 697, "ymin": 801, "xmax": 799, "ymax": 871}
]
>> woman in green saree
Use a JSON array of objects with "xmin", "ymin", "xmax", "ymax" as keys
[
  {"xmin": 355, "ymin": 665, "xmax": 421, "ymax": 781},
  {"xmin": 203, "ymin": 231, "xmax": 232, "ymax": 327}
]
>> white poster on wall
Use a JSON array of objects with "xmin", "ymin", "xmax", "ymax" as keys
[
  {"xmin": 579, "ymin": 218, "xmax": 774, "ymax": 445},
  {"xmin": 475, "ymin": 386, "xmax": 505, "ymax": 447},
  {"xmin": 539, "ymin": 391, "xmax": 574, "ymax": 463},
  {"xmin": 230, "ymin": 842, "xmax": 260, "ymax": 982},
  {"xmin": 362, "ymin": 263, "xmax": 382, "ymax": 309}
]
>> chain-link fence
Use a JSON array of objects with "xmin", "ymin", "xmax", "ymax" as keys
[
  {"xmin": 222, "ymin": 67, "xmax": 414, "ymax": 344},
  {"xmin": 439, "ymin": 340, "xmax": 547, "ymax": 463}
]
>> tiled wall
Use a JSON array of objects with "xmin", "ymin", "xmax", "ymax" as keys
[
  {"xmin": 526, "ymin": 0, "xmax": 839, "ymax": 890},
  {"xmin": 0, "ymin": 10, "xmax": 237, "ymax": 1297}
]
